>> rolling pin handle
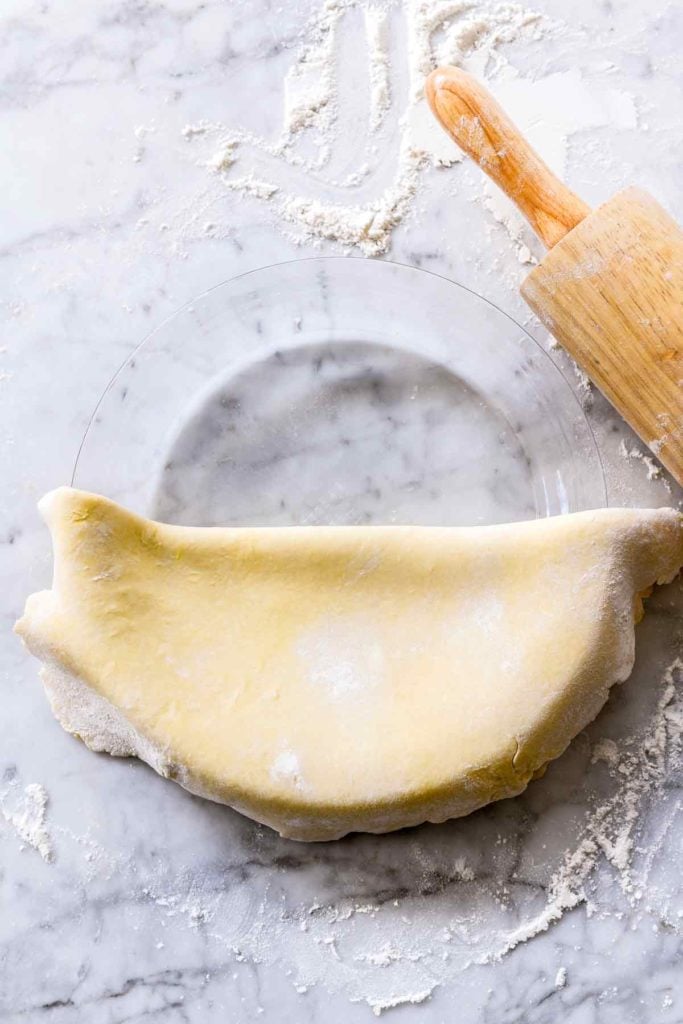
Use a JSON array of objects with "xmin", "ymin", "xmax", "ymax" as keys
[{"xmin": 425, "ymin": 67, "xmax": 591, "ymax": 249}]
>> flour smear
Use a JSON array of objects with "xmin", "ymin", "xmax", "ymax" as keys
[
  {"xmin": 180, "ymin": 0, "xmax": 636, "ymax": 262},
  {"xmin": 0, "ymin": 776, "xmax": 53, "ymax": 862}
]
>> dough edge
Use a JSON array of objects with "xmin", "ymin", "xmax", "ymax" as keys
[
  {"xmin": 42, "ymin": 660, "xmax": 541, "ymax": 840},
  {"xmin": 18, "ymin": 493, "xmax": 683, "ymax": 842},
  {"xmin": 37, "ymin": 631, "xmax": 632, "ymax": 842}
]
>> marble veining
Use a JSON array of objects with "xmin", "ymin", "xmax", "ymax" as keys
[
  {"xmin": 154, "ymin": 339, "xmax": 539, "ymax": 527},
  {"xmin": 1, "ymin": 0, "xmax": 682, "ymax": 1021}
]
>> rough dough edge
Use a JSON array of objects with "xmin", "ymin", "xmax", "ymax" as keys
[
  {"xmin": 19, "ymin": 496, "xmax": 683, "ymax": 841},
  {"xmin": 40, "ymin": 660, "xmax": 538, "ymax": 840}
]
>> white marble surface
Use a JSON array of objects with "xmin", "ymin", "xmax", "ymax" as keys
[{"xmin": 1, "ymin": 0, "xmax": 682, "ymax": 1020}]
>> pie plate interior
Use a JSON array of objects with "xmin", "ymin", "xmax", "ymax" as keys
[{"xmin": 72, "ymin": 257, "xmax": 606, "ymax": 526}]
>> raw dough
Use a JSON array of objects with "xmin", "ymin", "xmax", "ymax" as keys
[{"xmin": 15, "ymin": 488, "xmax": 683, "ymax": 840}]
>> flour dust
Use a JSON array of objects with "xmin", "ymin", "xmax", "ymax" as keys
[
  {"xmin": 176, "ymin": 0, "xmax": 635, "ymax": 263},
  {"xmin": 0, "ymin": 773, "xmax": 53, "ymax": 862},
  {"xmin": 619, "ymin": 438, "xmax": 673, "ymax": 495}
]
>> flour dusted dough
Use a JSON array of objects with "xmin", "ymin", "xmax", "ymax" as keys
[{"xmin": 15, "ymin": 489, "xmax": 683, "ymax": 840}]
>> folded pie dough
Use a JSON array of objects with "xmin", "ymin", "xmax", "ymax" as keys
[{"xmin": 15, "ymin": 488, "xmax": 683, "ymax": 840}]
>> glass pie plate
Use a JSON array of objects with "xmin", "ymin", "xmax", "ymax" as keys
[{"xmin": 73, "ymin": 257, "xmax": 606, "ymax": 525}]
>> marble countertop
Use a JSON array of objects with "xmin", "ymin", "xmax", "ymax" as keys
[{"xmin": 2, "ymin": 0, "xmax": 681, "ymax": 1020}]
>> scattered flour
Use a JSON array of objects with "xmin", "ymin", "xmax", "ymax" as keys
[
  {"xmin": 567, "ymin": 360, "xmax": 593, "ymax": 404},
  {"xmin": 133, "ymin": 121, "xmax": 156, "ymax": 140},
  {"xmin": 271, "ymin": 748, "xmax": 305, "ymax": 790},
  {"xmin": 283, "ymin": 0, "xmax": 342, "ymax": 136},
  {"xmin": 0, "ymin": 777, "xmax": 53, "ymax": 861},
  {"xmin": 364, "ymin": 988, "xmax": 434, "ymax": 1015},
  {"xmin": 619, "ymin": 438, "xmax": 671, "ymax": 493},
  {"xmin": 54, "ymin": 824, "xmax": 121, "ymax": 880},
  {"xmin": 591, "ymin": 737, "xmax": 620, "ymax": 767},
  {"xmin": 297, "ymin": 614, "xmax": 385, "ymax": 698},
  {"xmin": 177, "ymin": 0, "xmax": 636, "ymax": 262},
  {"xmin": 365, "ymin": 6, "xmax": 392, "ymax": 131},
  {"xmin": 207, "ymin": 139, "xmax": 238, "ymax": 173},
  {"xmin": 278, "ymin": 151, "xmax": 423, "ymax": 252},
  {"xmin": 222, "ymin": 175, "xmax": 280, "ymax": 200},
  {"xmin": 555, "ymin": 965, "xmax": 568, "ymax": 989},
  {"xmin": 181, "ymin": 119, "xmax": 224, "ymax": 139},
  {"xmin": 355, "ymin": 945, "xmax": 419, "ymax": 966}
]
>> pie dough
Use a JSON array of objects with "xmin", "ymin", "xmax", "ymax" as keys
[{"xmin": 15, "ymin": 488, "xmax": 683, "ymax": 840}]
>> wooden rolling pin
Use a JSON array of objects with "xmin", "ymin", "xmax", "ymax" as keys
[{"xmin": 425, "ymin": 66, "xmax": 683, "ymax": 486}]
